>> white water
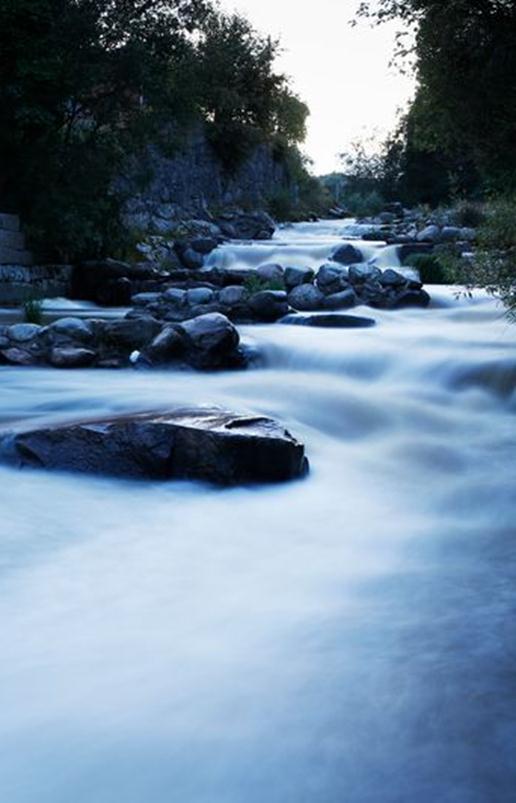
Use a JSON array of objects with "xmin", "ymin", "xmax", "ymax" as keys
[
  {"xmin": 204, "ymin": 217, "xmax": 405, "ymax": 272},
  {"xmin": 1, "ymin": 222, "xmax": 516, "ymax": 802}
]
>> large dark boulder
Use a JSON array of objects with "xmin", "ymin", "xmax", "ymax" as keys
[
  {"xmin": 332, "ymin": 244, "xmax": 363, "ymax": 265},
  {"xmin": 49, "ymin": 347, "xmax": 96, "ymax": 368},
  {"xmin": 322, "ymin": 288, "xmax": 357, "ymax": 310},
  {"xmin": 288, "ymin": 284, "xmax": 324, "ymax": 311},
  {"xmin": 217, "ymin": 211, "xmax": 275, "ymax": 241},
  {"xmin": 392, "ymin": 289, "xmax": 431, "ymax": 309},
  {"xmin": 1, "ymin": 408, "xmax": 308, "ymax": 485},
  {"xmin": 72, "ymin": 259, "xmax": 159, "ymax": 306},
  {"xmin": 174, "ymin": 312, "xmax": 242, "ymax": 369},
  {"xmin": 98, "ymin": 318, "xmax": 162, "ymax": 352},
  {"xmin": 316, "ymin": 264, "xmax": 349, "ymax": 295},
  {"xmin": 249, "ymin": 290, "xmax": 289, "ymax": 321},
  {"xmin": 284, "ymin": 266, "xmax": 315, "ymax": 289}
]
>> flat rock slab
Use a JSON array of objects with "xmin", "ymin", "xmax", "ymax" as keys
[
  {"xmin": 1, "ymin": 408, "xmax": 308, "ymax": 485},
  {"xmin": 281, "ymin": 314, "xmax": 376, "ymax": 329}
]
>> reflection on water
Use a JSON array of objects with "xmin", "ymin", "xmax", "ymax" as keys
[{"xmin": 0, "ymin": 222, "xmax": 515, "ymax": 802}]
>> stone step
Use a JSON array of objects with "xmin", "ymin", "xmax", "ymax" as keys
[
  {"xmin": 0, "ymin": 246, "xmax": 33, "ymax": 266},
  {"xmin": 0, "ymin": 229, "xmax": 25, "ymax": 250},
  {"xmin": 0, "ymin": 213, "xmax": 20, "ymax": 232}
]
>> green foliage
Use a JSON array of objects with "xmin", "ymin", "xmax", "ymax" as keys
[
  {"xmin": 403, "ymin": 252, "xmax": 451, "ymax": 284},
  {"xmin": 243, "ymin": 275, "xmax": 284, "ymax": 294},
  {"xmin": 356, "ymin": 0, "xmax": 516, "ymax": 197},
  {"xmin": 267, "ymin": 147, "xmax": 331, "ymax": 221},
  {"xmin": 23, "ymin": 296, "xmax": 43, "ymax": 324},
  {"xmin": 342, "ymin": 190, "xmax": 385, "ymax": 218},
  {"xmin": 267, "ymin": 190, "xmax": 297, "ymax": 222},
  {"xmin": 0, "ymin": 0, "xmax": 308, "ymax": 258},
  {"xmin": 196, "ymin": 10, "xmax": 308, "ymax": 171},
  {"xmin": 450, "ymin": 201, "xmax": 487, "ymax": 229},
  {"xmin": 443, "ymin": 197, "xmax": 516, "ymax": 315},
  {"xmin": 476, "ymin": 198, "xmax": 516, "ymax": 251}
]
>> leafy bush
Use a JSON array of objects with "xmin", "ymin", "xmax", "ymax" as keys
[
  {"xmin": 343, "ymin": 190, "xmax": 386, "ymax": 219},
  {"xmin": 243, "ymin": 275, "xmax": 284, "ymax": 294},
  {"xmin": 477, "ymin": 198, "xmax": 516, "ymax": 250},
  {"xmin": 23, "ymin": 296, "xmax": 43, "ymax": 324},
  {"xmin": 450, "ymin": 201, "xmax": 487, "ymax": 229},
  {"xmin": 402, "ymin": 252, "xmax": 452, "ymax": 284},
  {"xmin": 443, "ymin": 197, "xmax": 516, "ymax": 316},
  {"xmin": 267, "ymin": 190, "xmax": 296, "ymax": 222}
]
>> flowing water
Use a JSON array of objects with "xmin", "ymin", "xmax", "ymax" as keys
[{"xmin": 1, "ymin": 221, "xmax": 516, "ymax": 802}]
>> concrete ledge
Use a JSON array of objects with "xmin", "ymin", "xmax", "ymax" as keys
[{"xmin": 0, "ymin": 264, "xmax": 73, "ymax": 305}]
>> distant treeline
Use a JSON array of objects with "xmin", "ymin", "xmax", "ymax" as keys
[
  {"xmin": 0, "ymin": 0, "xmax": 311, "ymax": 258},
  {"xmin": 328, "ymin": 0, "xmax": 516, "ymax": 212}
]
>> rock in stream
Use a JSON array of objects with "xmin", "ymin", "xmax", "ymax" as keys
[{"xmin": 0, "ymin": 408, "xmax": 308, "ymax": 485}]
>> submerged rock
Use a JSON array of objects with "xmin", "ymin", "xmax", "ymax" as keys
[
  {"xmin": 1, "ymin": 408, "xmax": 308, "ymax": 485},
  {"xmin": 281, "ymin": 313, "xmax": 376, "ymax": 329}
]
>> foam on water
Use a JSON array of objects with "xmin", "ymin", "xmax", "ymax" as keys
[{"xmin": 0, "ymin": 221, "xmax": 515, "ymax": 803}]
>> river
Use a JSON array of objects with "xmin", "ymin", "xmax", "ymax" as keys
[{"xmin": 1, "ymin": 220, "xmax": 515, "ymax": 802}]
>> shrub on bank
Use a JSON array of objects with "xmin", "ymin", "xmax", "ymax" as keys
[
  {"xmin": 402, "ymin": 252, "xmax": 452, "ymax": 284},
  {"xmin": 445, "ymin": 197, "xmax": 516, "ymax": 316},
  {"xmin": 23, "ymin": 296, "xmax": 43, "ymax": 325}
]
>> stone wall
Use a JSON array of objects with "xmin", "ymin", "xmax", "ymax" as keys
[
  {"xmin": 121, "ymin": 128, "xmax": 291, "ymax": 232},
  {"xmin": 0, "ymin": 264, "xmax": 73, "ymax": 306}
]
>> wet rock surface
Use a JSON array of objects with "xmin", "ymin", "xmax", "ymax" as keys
[
  {"xmin": 0, "ymin": 408, "xmax": 308, "ymax": 485},
  {"xmin": 281, "ymin": 313, "xmax": 376, "ymax": 329},
  {"xmin": 0, "ymin": 313, "xmax": 244, "ymax": 371}
]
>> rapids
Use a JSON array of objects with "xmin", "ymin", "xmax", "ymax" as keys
[{"xmin": 1, "ymin": 221, "xmax": 515, "ymax": 802}]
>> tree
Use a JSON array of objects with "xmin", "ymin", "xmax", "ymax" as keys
[
  {"xmin": 355, "ymin": 0, "xmax": 516, "ymax": 194},
  {"xmin": 0, "ymin": 0, "xmax": 308, "ymax": 258},
  {"xmin": 195, "ymin": 11, "xmax": 308, "ymax": 169}
]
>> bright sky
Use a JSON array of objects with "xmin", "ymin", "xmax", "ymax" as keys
[{"xmin": 218, "ymin": 0, "xmax": 415, "ymax": 175}]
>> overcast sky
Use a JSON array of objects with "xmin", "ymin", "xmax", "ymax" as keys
[{"xmin": 218, "ymin": 0, "xmax": 415, "ymax": 175}]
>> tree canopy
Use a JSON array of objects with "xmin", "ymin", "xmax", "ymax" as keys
[
  {"xmin": 0, "ymin": 0, "xmax": 309, "ymax": 258},
  {"xmin": 355, "ymin": 0, "xmax": 516, "ymax": 200}
]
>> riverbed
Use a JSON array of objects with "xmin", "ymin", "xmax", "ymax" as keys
[{"xmin": 1, "ymin": 221, "xmax": 515, "ymax": 802}]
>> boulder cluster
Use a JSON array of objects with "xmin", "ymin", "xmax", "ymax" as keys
[
  {"xmin": 128, "ymin": 258, "xmax": 430, "ymax": 326},
  {"xmin": 0, "ymin": 313, "xmax": 244, "ymax": 370},
  {"xmin": 355, "ymin": 204, "xmax": 479, "ymax": 248},
  {"xmin": 70, "ymin": 211, "xmax": 276, "ymax": 305}
]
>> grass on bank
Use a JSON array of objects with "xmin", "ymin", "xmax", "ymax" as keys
[{"xmin": 23, "ymin": 296, "xmax": 44, "ymax": 325}]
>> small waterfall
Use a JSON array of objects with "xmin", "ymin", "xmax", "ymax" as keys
[{"xmin": 204, "ymin": 217, "xmax": 403, "ymax": 272}]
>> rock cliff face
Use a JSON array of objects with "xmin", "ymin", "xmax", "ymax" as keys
[{"xmin": 121, "ymin": 128, "xmax": 291, "ymax": 232}]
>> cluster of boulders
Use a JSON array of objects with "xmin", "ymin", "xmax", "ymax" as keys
[
  {"xmin": 0, "ymin": 313, "xmax": 245, "ymax": 370},
  {"xmin": 127, "ymin": 254, "xmax": 430, "ymax": 326},
  {"xmin": 70, "ymin": 211, "xmax": 276, "ymax": 305},
  {"xmin": 355, "ymin": 204, "xmax": 479, "ymax": 250}
]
